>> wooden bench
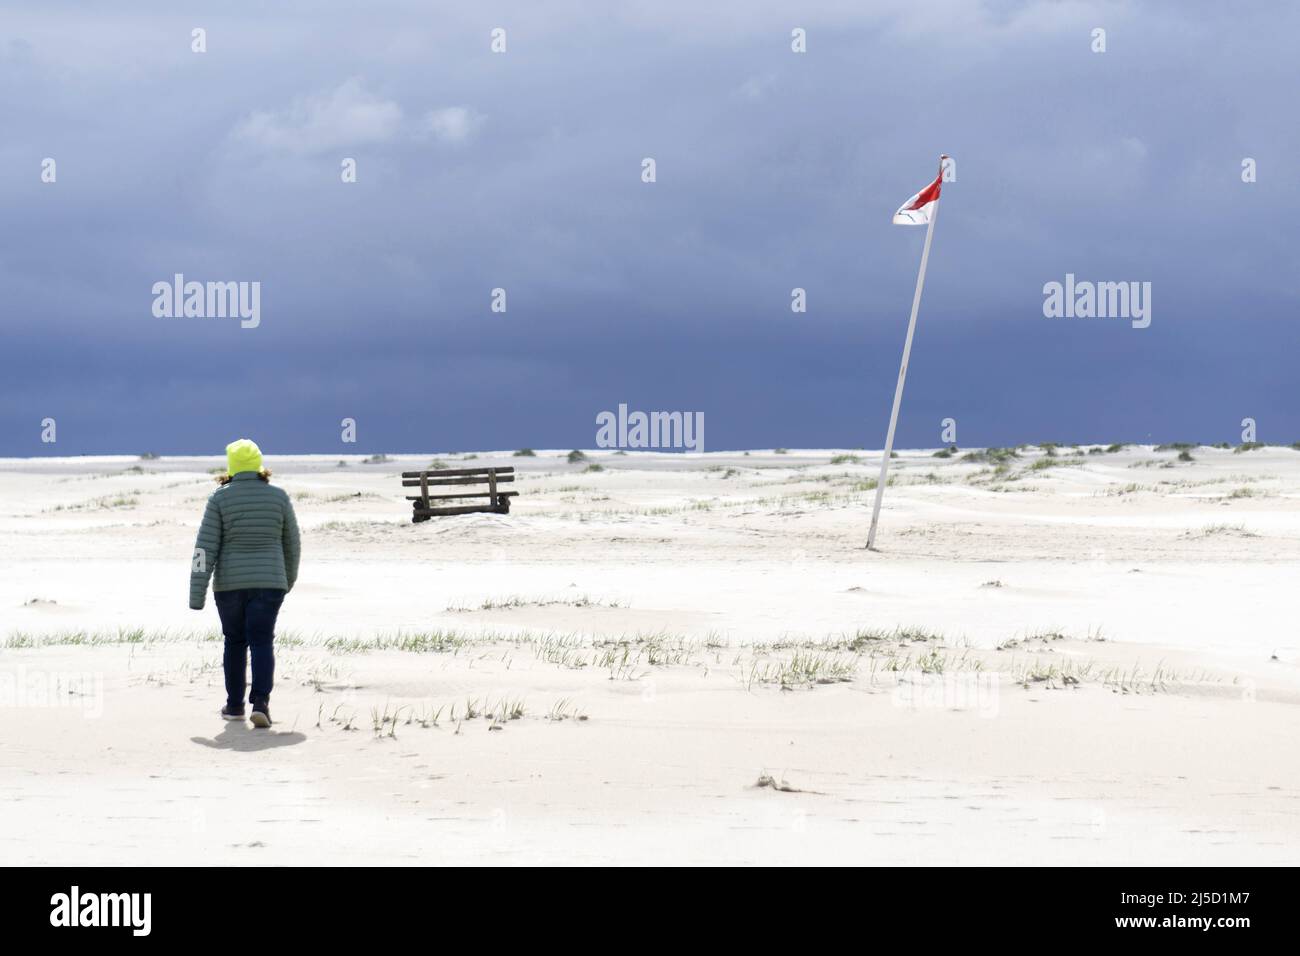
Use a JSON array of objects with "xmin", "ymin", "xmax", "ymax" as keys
[{"xmin": 402, "ymin": 466, "xmax": 517, "ymax": 522}]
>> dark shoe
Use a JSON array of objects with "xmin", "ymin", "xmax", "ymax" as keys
[
  {"xmin": 221, "ymin": 705, "xmax": 246, "ymax": 721},
  {"xmin": 250, "ymin": 704, "xmax": 272, "ymax": 728}
]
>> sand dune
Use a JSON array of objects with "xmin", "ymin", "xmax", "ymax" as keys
[{"xmin": 2, "ymin": 444, "xmax": 1297, "ymax": 864}]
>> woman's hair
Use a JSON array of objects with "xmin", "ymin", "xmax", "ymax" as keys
[{"xmin": 216, "ymin": 469, "xmax": 273, "ymax": 485}]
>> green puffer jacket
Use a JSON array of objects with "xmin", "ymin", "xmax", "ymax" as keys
[{"xmin": 190, "ymin": 473, "xmax": 301, "ymax": 609}]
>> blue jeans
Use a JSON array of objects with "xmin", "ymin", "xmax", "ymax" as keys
[{"xmin": 215, "ymin": 588, "xmax": 285, "ymax": 710}]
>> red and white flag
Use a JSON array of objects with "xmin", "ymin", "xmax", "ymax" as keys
[{"xmin": 892, "ymin": 157, "xmax": 947, "ymax": 225}]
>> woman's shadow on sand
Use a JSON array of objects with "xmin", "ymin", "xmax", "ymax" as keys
[{"xmin": 191, "ymin": 722, "xmax": 307, "ymax": 752}]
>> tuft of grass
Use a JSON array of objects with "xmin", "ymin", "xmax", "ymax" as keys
[
  {"xmin": 488, "ymin": 696, "xmax": 527, "ymax": 727},
  {"xmin": 584, "ymin": 463, "xmax": 604, "ymax": 473},
  {"xmin": 446, "ymin": 594, "xmax": 623, "ymax": 612},
  {"xmin": 566, "ymin": 450, "xmax": 587, "ymax": 464},
  {"xmin": 1029, "ymin": 456, "xmax": 1081, "ymax": 472},
  {"xmin": 322, "ymin": 491, "xmax": 381, "ymax": 503},
  {"xmin": 1097, "ymin": 482, "xmax": 1145, "ymax": 496},
  {"xmin": 962, "ymin": 447, "xmax": 1019, "ymax": 465},
  {"xmin": 1234, "ymin": 442, "xmax": 1266, "ymax": 453},
  {"xmin": 513, "ymin": 448, "xmax": 536, "ymax": 457},
  {"xmin": 997, "ymin": 630, "xmax": 1070, "ymax": 652},
  {"xmin": 745, "ymin": 651, "xmax": 857, "ymax": 689},
  {"xmin": 371, "ymin": 703, "xmax": 405, "ymax": 738},
  {"xmin": 818, "ymin": 625, "xmax": 946, "ymax": 651},
  {"xmin": 829, "ymin": 454, "xmax": 861, "ymax": 465},
  {"xmin": 314, "ymin": 519, "xmax": 403, "ymax": 533},
  {"xmin": 363, "ymin": 454, "xmax": 391, "ymax": 464},
  {"xmin": 547, "ymin": 698, "xmax": 588, "ymax": 722},
  {"xmin": 321, "ymin": 630, "xmax": 470, "ymax": 654},
  {"xmin": 48, "ymin": 495, "xmax": 140, "ymax": 512},
  {"xmin": 1189, "ymin": 523, "xmax": 1257, "ymax": 538},
  {"xmin": 5, "ymin": 627, "xmax": 222, "ymax": 649}
]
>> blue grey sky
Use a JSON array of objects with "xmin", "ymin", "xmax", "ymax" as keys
[{"xmin": 3, "ymin": 0, "xmax": 1297, "ymax": 456}]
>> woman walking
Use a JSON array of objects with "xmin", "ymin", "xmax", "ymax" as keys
[{"xmin": 190, "ymin": 439, "xmax": 301, "ymax": 727}]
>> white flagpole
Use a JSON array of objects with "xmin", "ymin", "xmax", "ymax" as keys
[{"xmin": 867, "ymin": 179, "xmax": 941, "ymax": 551}]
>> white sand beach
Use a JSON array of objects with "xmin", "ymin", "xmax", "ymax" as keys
[{"xmin": 2, "ymin": 444, "xmax": 1298, "ymax": 865}]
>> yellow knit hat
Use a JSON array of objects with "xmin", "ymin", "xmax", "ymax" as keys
[{"xmin": 226, "ymin": 438, "xmax": 264, "ymax": 476}]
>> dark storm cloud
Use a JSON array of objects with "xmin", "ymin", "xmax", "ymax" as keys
[{"xmin": 2, "ymin": 1, "xmax": 1298, "ymax": 455}]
